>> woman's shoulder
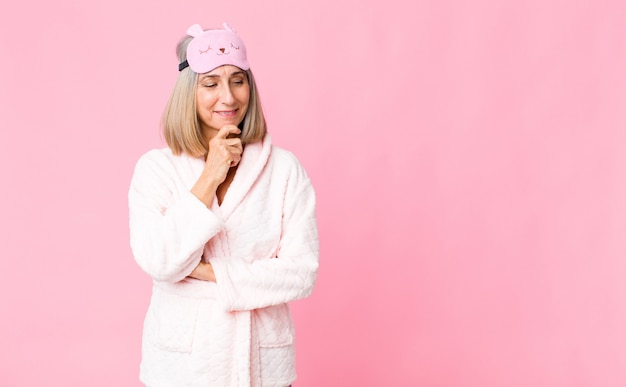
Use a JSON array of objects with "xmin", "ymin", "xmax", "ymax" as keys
[
  {"xmin": 269, "ymin": 142, "xmax": 303, "ymax": 166},
  {"xmin": 136, "ymin": 147, "xmax": 174, "ymax": 162},
  {"xmin": 132, "ymin": 147, "xmax": 201, "ymax": 178},
  {"xmin": 268, "ymin": 143, "xmax": 312, "ymax": 186},
  {"xmin": 135, "ymin": 147, "xmax": 198, "ymax": 166}
]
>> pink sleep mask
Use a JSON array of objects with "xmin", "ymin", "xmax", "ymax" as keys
[{"xmin": 179, "ymin": 22, "xmax": 250, "ymax": 73}]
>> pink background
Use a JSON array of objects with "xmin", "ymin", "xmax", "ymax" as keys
[{"xmin": 2, "ymin": 0, "xmax": 626, "ymax": 386}]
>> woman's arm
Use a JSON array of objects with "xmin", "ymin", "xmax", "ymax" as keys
[
  {"xmin": 210, "ymin": 169, "xmax": 320, "ymax": 311},
  {"xmin": 190, "ymin": 125, "xmax": 243, "ymax": 207},
  {"xmin": 129, "ymin": 126, "xmax": 243, "ymax": 283},
  {"xmin": 128, "ymin": 151, "xmax": 224, "ymax": 282}
]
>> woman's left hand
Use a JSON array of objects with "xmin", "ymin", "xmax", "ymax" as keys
[{"xmin": 188, "ymin": 261, "xmax": 216, "ymax": 282}]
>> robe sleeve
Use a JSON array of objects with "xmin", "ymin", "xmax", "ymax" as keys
[
  {"xmin": 128, "ymin": 151, "xmax": 224, "ymax": 283},
  {"xmin": 210, "ymin": 161, "xmax": 319, "ymax": 312}
]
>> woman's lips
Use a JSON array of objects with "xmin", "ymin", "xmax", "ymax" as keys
[{"xmin": 215, "ymin": 109, "xmax": 238, "ymax": 117}]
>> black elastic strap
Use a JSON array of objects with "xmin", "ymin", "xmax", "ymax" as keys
[{"xmin": 178, "ymin": 60, "xmax": 189, "ymax": 71}]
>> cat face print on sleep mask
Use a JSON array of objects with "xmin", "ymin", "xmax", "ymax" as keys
[{"xmin": 179, "ymin": 22, "xmax": 250, "ymax": 73}]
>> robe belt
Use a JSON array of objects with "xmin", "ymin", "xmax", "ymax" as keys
[{"xmin": 235, "ymin": 310, "xmax": 252, "ymax": 387}]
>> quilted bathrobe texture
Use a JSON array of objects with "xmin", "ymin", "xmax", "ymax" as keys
[{"xmin": 128, "ymin": 135, "xmax": 319, "ymax": 387}]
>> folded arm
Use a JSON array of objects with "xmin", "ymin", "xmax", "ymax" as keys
[
  {"xmin": 211, "ymin": 175, "xmax": 319, "ymax": 311},
  {"xmin": 128, "ymin": 152, "xmax": 223, "ymax": 282}
]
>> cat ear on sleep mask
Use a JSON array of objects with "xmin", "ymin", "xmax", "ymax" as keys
[{"xmin": 178, "ymin": 22, "xmax": 250, "ymax": 73}]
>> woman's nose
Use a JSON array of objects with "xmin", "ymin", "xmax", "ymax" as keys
[{"xmin": 220, "ymin": 86, "xmax": 235, "ymax": 104}]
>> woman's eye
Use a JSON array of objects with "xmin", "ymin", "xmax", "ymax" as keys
[{"xmin": 203, "ymin": 83, "xmax": 217, "ymax": 88}]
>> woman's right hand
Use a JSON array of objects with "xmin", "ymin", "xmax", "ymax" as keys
[
  {"xmin": 204, "ymin": 124, "xmax": 243, "ymax": 180},
  {"xmin": 191, "ymin": 125, "xmax": 242, "ymax": 207}
]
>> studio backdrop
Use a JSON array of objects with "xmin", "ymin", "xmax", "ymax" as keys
[{"xmin": 1, "ymin": 0, "xmax": 625, "ymax": 386}]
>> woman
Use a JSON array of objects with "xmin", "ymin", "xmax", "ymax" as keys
[{"xmin": 128, "ymin": 22, "xmax": 319, "ymax": 387}]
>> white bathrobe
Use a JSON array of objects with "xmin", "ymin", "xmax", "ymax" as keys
[{"xmin": 128, "ymin": 135, "xmax": 319, "ymax": 387}]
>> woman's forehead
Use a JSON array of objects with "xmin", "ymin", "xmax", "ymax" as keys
[{"xmin": 202, "ymin": 65, "xmax": 245, "ymax": 78}]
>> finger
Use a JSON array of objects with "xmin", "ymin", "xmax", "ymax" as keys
[
  {"xmin": 224, "ymin": 137, "xmax": 243, "ymax": 147},
  {"xmin": 225, "ymin": 140, "xmax": 243, "ymax": 155},
  {"xmin": 228, "ymin": 148, "xmax": 243, "ymax": 160},
  {"xmin": 215, "ymin": 125, "xmax": 241, "ymax": 140},
  {"xmin": 230, "ymin": 159, "xmax": 241, "ymax": 168},
  {"xmin": 226, "ymin": 149, "xmax": 243, "ymax": 160},
  {"xmin": 224, "ymin": 124, "xmax": 242, "ymax": 139},
  {"xmin": 229, "ymin": 148, "xmax": 243, "ymax": 162}
]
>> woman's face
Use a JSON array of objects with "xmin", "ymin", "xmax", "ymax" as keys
[{"xmin": 196, "ymin": 65, "xmax": 250, "ymax": 139}]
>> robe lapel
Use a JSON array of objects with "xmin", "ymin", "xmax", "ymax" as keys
[{"xmin": 218, "ymin": 135, "xmax": 272, "ymax": 222}]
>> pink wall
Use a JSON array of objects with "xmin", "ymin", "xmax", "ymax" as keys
[{"xmin": 1, "ymin": 0, "xmax": 626, "ymax": 386}]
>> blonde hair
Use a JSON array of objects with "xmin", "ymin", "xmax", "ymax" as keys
[{"xmin": 162, "ymin": 35, "xmax": 267, "ymax": 157}]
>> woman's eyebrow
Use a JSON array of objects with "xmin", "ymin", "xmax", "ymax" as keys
[{"xmin": 200, "ymin": 71, "xmax": 245, "ymax": 80}]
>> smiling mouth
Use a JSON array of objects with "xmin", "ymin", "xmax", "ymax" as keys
[{"xmin": 215, "ymin": 109, "xmax": 238, "ymax": 117}]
